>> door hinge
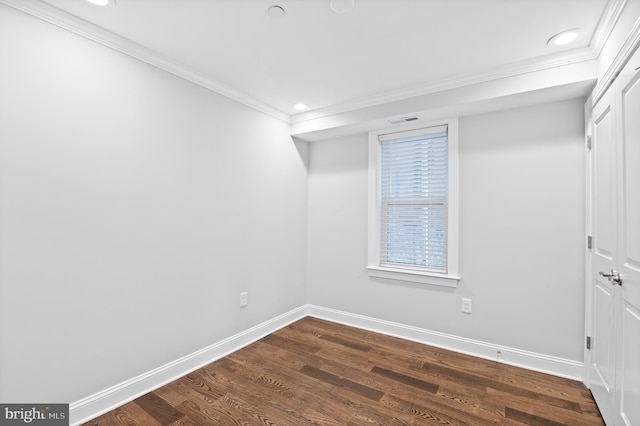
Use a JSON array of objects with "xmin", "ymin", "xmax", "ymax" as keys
[
  {"xmin": 587, "ymin": 235, "xmax": 593, "ymax": 249},
  {"xmin": 587, "ymin": 136, "xmax": 592, "ymax": 150},
  {"xmin": 586, "ymin": 336, "xmax": 592, "ymax": 350}
]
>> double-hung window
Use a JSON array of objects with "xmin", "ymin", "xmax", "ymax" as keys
[{"xmin": 367, "ymin": 118, "xmax": 459, "ymax": 287}]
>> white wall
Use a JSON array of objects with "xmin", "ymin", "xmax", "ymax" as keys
[
  {"xmin": 308, "ymin": 98, "xmax": 586, "ymax": 362},
  {"xmin": 0, "ymin": 4, "xmax": 308, "ymax": 403}
]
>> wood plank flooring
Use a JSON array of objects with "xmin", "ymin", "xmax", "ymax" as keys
[{"xmin": 84, "ymin": 317, "xmax": 604, "ymax": 425}]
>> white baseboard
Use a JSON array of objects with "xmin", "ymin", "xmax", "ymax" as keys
[
  {"xmin": 70, "ymin": 304, "xmax": 583, "ymax": 425},
  {"xmin": 307, "ymin": 305, "xmax": 584, "ymax": 382},
  {"xmin": 69, "ymin": 305, "xmax": 308, "ymax": 426}
]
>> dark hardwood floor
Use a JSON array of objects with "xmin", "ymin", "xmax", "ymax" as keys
[{"xmin": 84, "ymin": 317, "xmax": 604, "ymax": 425}]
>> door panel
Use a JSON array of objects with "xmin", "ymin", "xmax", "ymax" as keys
[
  {"xmin": 593, "ymin": 282, "xmax": 614, "ymax": 391},
  {"xmin": 589, "ymin": 45, "xmax": 640, "ymax": 426},
  {"xmin": 619, "ymin": 303, "xmax": 640, "ymax": 425},
  {"xmin": 621, "ymin": 59, "xmax": 640, "ymax": 269},
  {"xmin": 616, "ymin": 48, "xmax": 640, "ymax": 426},
  {"xmin": 594, "ymin": 102, "xmax": 616, "ymax": 261},
  {"xmin": 590, "ymin": 85, "xmax": 617, "ymax": 425}
]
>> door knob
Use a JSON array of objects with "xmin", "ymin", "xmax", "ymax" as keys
[{"xmin": 599, "ymin": 270, "xmax": 623, "ymax": 286}]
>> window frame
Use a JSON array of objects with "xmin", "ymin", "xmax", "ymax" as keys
[{"xmin": 367, "ymin": 118, "xmax": 460, "ymax": 287}]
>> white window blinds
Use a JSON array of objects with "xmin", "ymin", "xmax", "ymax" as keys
[{"xmin": 379, "ymin": 125, "xmax": 448, "ymax": 273}]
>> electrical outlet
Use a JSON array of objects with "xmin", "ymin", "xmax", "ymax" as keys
[
  {"xmin": 240, "ymin": 292, "xmax": 248, "ymax": 307},
  {"xmin": 461, "ymin": 298, "xmax": 472, "ymax": 314}
]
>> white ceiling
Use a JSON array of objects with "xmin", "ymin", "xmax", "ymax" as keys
[{"xmin": 12, "ymin": 0, "xmax": 613, "ymax": 122}]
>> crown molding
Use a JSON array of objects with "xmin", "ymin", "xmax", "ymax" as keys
[
  {"xmin": 0, "ymin": 0, "xmax": 292, "ymax": 124},
  {"xmin": 291, "ymin": 48, "xmax": 598, "ymax": 124},
  {"xmin": 291, "ymin": 0, "xmax": 624, "ymax": 124},
  {"xmin": 590, "ymin": 0, "xmax": 628, "ymax": 57},
  {"xmin": 591, "ymin": 13, "xmax": 640, "ymax": 104},
  {"xmin": 2, "ymin": 0, "xmax": 626, "ymax": 127}
]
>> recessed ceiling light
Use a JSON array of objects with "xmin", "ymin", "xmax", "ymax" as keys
[
  {"xmin": 86, "ymin": 0, "xmax": 110, "ymax": 5},
  {"xmin": 547, "ymin": 30, "xmax": 581, "ymax": 47},
  {"xmin": 267, "ymin": 5, "xmax": 285, "ymax": 18},
  {"xmin": 330, "ymin": 0, "xmax": 355, "ymax": 14},
  {"xmin": 293, "ymin": 103, "xmax": 309, "ymax": 111}
]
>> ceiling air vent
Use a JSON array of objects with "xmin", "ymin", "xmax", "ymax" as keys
[{"xmin": 389, "ymin": 116, "xmax": 419, "ymax": 125}]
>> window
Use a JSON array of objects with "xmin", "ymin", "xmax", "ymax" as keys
[{"xmin": 367, "ymin": 118, "xmax": 459, "ymax": 287}]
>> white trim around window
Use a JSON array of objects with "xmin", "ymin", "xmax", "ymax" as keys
[{"xmin": 367, "ymin": 117, "xmax": 460, "ymax": 287}]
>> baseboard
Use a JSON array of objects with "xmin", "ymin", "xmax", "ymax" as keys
[
  {"xmin": 70, "ymin": 304, "xmax": 583, "ymax": 424},
  {"xmin": 307, "ymin": 305, "xmax": 584, "ymax": 382},
  {"xmin": 69, "ymin": 305, "xmax": 308, "ymax": 426}
]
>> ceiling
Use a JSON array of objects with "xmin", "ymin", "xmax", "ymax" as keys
[{"xmin": 8, "ymin": 0, "xmax": 614, "ymax": 124}]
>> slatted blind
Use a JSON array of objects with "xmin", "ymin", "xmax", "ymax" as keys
[{"xmin": 379, "ymin": 125, "xmax": 448, "ymax": 273}]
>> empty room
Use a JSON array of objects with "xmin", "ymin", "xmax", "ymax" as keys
[{"xmin": 1, "ymin": 0, "xmax": 639, "ymax": 425}]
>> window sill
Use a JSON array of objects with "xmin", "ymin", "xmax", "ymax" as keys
[{"xmin": 366, "ymin": 266, "xmax": 460, "ymax": 288}]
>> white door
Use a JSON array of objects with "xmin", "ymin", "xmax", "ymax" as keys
[
  {"xmin": 613, "ymin": 48, "xmax": 640, "ymax": 426},
  {"xmin": 589, "ymin": 84, "xmax": 618, "ymax": 425},
  {"xmin": 588, "ymin": 47, "xmax": 640, "ymax": 426}
]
